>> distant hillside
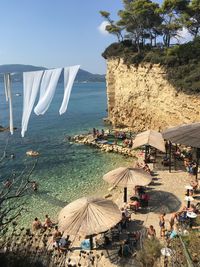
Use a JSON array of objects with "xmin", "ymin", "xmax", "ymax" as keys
[
  {"xmin": 0, "ymin": 64, "xmax": 105, "ymax": 83},
  {"xmin": 76, "ymin": 69, "xmax": 105, "ymax": 82}
]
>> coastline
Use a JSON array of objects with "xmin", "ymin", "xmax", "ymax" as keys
[
  {"xmin": 69, "ymin": 133, "xmax": 138, "ymax": 158},
  {"xmin": 2, "ymin": 130, "xmax": 200, "ymax": 266}
]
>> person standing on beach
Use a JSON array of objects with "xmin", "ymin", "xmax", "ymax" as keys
[
  {"xmin": 169, "ymin": 212, "xmax": 178, "ymax": 231},
  {"xmin": 159, "ymin": 213, "xmax": 166, "ymax": 238},
  {"xmin": 92, "ymin": 128, "xmax": 96, "ymax": 137},
  {"xmin": 147, "ymin": 225, "xmax": 156, "ymax": 239}
]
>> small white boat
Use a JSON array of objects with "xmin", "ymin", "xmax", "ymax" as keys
[
  {"xmin": 15, "ymin": 93, "xmax": 21, "ymax": 97},
  {"xmin": 26, "ymin": 150, "xmax": 40, "ymax": 157}
]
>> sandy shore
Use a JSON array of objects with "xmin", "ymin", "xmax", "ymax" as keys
[
  {"xmin": 62, "ymin": 166, "xmax": 200, "ymax": 267},
  {"xmin": 110, "ymin": 168, "xmax": 199, "ymax": 234},
  {"xmin": 21, "ymin": 148, "xmax": 199, "ymax": 267}
]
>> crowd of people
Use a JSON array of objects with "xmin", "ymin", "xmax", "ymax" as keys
[
  {"xmin": 157, "ymin": 196, "xmax": 200, "ymax": 244},
  {"xmin": 184, "ymin": 159, "xmax": 198, "ymax": 176},
  {"xmin": 92, "ymin": 128, "xmax": 134, "ymax": 148},
  {"xmin": 24, "ymin": 136, "xmax": 200, "ymax": 262},
  {"xmin": 32, "ymin": 215, "xmax": 71, "ymax": 253}
]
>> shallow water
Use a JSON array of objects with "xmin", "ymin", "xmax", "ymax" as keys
[{"xmin": 0, "ymin": 81, "xmax": 132, "ymax": 226}]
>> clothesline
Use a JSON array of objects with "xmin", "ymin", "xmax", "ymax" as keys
[{"xmin": 2, "ymin": 65, "xmax": 80, "ymax": 137}]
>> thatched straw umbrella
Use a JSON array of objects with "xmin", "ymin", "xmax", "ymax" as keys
[
  {"xmin": 132, "ymin": 130, "xmax": 165, "ymax": 161},
  {"xmin": 58, "ymin": 197, "xmax": 121, "ymax": 249},
  {"xmin": 103, "ymin": 167, "xmax": 152, "ymax": 203}
]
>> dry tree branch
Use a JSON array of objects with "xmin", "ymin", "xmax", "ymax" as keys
[
  {"xmin": 0, "ymin": 159, "xmax": 38, "ymax": 232},
  {"xmin": 0, "ymin": 134, "xmax": 9, "ymax": 164}
]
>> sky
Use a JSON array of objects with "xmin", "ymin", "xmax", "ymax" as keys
[
  {"xmin": 0, "ymin": 0, "xmax": 124, "ymax": 74},
  {"xmin": 0, "ymin": 0, "xmax": 191, "ymax": 75}
]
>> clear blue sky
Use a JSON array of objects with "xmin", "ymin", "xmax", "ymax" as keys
[{"xmin": 0, "ymin": 0, "xmax": 124, "ymax": 74}]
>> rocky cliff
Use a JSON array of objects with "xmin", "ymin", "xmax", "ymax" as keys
[{"xmin": 106, "ymin": 58, "xmax": 200, "ymax": 132}]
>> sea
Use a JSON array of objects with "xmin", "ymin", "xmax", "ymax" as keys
[{"xmin": 0, "ymin": 81, "xmax": 133, "ymax": 227}]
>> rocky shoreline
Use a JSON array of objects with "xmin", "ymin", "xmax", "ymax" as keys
[{"xmin": 68, "ymin": 133, "xmax": 138, "ymax": 158}]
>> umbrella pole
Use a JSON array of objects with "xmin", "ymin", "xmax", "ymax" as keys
[
  {"xmin": 89, "ymin": 235, "xmax": 93, "ymax": 250},
  {"xmin": 196, "ymin": 148, "xmax": 200, "ymax": 181},
  {"xmin": 145, "ymin": 146, "xmax": 147, "ymax": 162},
  {"xmin": 174, "ymin": 152, "xmax": 177, "ymax": 171},
  {"xmin": 169, "ymin": 142, "xmax": 172, "ymax": 173},
  {"xmin": 145, "ymin": 145, "xmax": 150, "ymax": 162},
  {"xmin": 124, "ymin": 187, "xmax": 127, "ymax": 203}
]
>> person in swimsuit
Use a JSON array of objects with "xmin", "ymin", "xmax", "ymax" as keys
[{"xmin": 159, "ymin": 213, "xmax": 166, "ymax": 238}]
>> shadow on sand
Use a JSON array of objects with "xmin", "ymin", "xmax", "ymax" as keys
[
  {"xmin": 148, "ymin": 189, "xmax": 182, "ymax": 214},
  {"xmin": 103, "ymin": 219, "xmax": 145, "ymax": 267}
]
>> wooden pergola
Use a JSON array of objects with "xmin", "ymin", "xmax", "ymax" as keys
[{"xmin": 163, "ymin": 122, "xmax": 200, "ymax": 181}]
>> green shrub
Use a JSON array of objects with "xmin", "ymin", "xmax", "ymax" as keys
[
  {"xmin": 137, "ymin": 238, "xmax": 162, "ymax": 267},
  {"xmin": 182, "ymin": 231, "xmax": 200, "ymax": 265},
  {"xmin": 103, "ymin": 39, "xmax": 200, "ymax": 93}
]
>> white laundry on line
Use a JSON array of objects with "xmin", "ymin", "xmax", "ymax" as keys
[
  {"xmin": 59, "ymin": 65, "xmax": 80, "ymax": 115},
  {"xmin": 34, "ymin": 68, "xmax": 62, "ymax": 115},
  {"xmin": 4, "ymin": 73, "xmax": 14, "ymax": 134},
  {"xmin": 21, "ymin": 70, "xmax": 44, "ymax": 137}
]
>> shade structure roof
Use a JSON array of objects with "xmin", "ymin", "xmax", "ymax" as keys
[
  {"xmin": 132, "ymin": 130, "xmax": 165, "ymax": 152},
  {"xmin": 103, "ymin": 167, "xmax": 152, "ymax": 188},
  {"xmin": 58, "ymin": 197, "xmax": 121, "ymax": 236},
  {"xmin": 162, "ymin": 122, "xmax": 200, "ymax": 148}
]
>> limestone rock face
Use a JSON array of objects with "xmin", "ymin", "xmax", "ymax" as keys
[{"xmin": 106, "ymin": 59, "xmax": 200, "ymax": 132}]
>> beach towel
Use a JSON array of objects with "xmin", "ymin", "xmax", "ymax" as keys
[
  {"xmin": 59, "ymin": 65, "xmax": 80, "ymax": 115},
  {"xmin": 4, "ymin": 73, "xmax": 14, "ymax": 134},
  {"xmin": 34, "ymin": 68, "xmax": 62, "ymax": 115},
  {"xmin": 21, "ymin": 70, "xmax": 44, "ymax": 137}
]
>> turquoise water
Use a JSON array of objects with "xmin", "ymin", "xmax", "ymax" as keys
[{"xmin": 0, "ymin": 81, "xmax": 132, "ymax": 226}]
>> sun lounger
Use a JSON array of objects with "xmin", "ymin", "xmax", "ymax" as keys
[{"xmin": 96, "ymin": 140, "xmax": 108, "ymax": 144}]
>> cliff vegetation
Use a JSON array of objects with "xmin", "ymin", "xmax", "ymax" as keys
[{"xmin": 100, "ymin": 0, "xmax": 200, "ymax": 93}]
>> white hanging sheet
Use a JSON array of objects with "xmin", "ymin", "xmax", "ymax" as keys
[
  {"xmin": 4, "ymin": 73, "xmax": 14, "ymax": 134},
  {"xmin": 3, "ymin": 74, "xmax": 9, "ymax": 101},
  {"xmin": 59, "ymin": 65, "xmax": 80, "ymax": 115},
  {"xmin": 34, "ymin": 68, "xmax": 62, "ymax": 115},
  {"xmin": 21, "ymin": 70, "xmax": 44, "ymax": 137}
]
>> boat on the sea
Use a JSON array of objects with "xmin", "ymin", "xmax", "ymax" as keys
[
  {"xmin": 15, "ymin": 93, "xmax": 21, "ymax": 96},
  {"xmin": 26, "ymin": 150, "xmax": 40, "ymax": 157}
]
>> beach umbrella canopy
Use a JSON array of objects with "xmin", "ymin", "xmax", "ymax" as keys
[
  {"xmin": 58, "ymin": 197, "xmax": 121, "ymax": 236},
  {"xmin": 103, "ymin": 167, "xmax": 152, "ymax": 188},
  {"xmin": 132, "ymin": 130, "xmax": 165, "ymax": 152},
  {"xmin": 163, "ymin": 122, "xmax": 200, "ymax": 148}
]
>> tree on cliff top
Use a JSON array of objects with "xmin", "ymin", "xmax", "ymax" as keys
[
  {"xmin": 99, "ymin": 11, "xmax": 123, "ymax": 42},
  {"xmin": 160, "ymin": 0, "xmax": 189, "ymax": 46},
  {"xmin": 99, "ymin": 0, "xmax": 193, "ymax": 48},
  {"xmin": 181, "ymin": 0, "xmax": 200, "ymax": 38},
  {"xmin": 117, "ymin": 0, "xmax": 162, "ymax": 51}
]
